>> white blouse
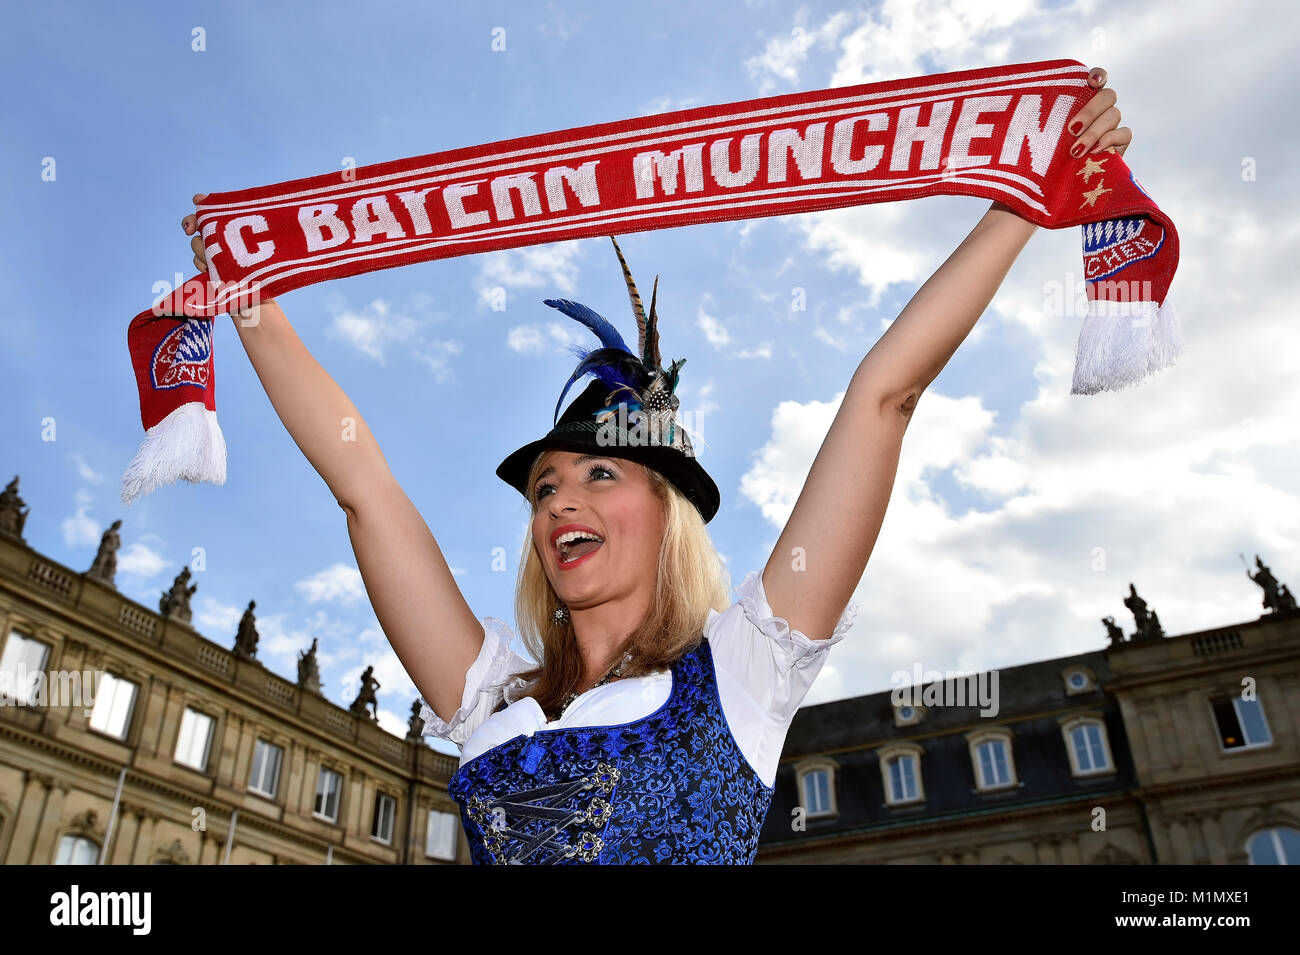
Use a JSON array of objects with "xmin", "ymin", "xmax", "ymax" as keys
[{"xmin": 420, "ymin": 569, "xmax": 858, "ymax": 788}]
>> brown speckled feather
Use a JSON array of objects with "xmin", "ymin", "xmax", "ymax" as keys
[{"xmin": 609, "ymin": 236, "xmax": 647, "ymax": 362}]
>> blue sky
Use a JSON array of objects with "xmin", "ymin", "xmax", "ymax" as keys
[{"xmin": 2, "ymin": 0, "xmax": 1296, "ymax": 758}]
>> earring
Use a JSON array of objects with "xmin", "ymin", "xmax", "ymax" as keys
[{"xmin": 553, "ymin": 602, "xmax": 570, "ymax": 625}]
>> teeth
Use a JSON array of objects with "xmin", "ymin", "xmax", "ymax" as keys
[{"xmin": 556, "ymin": 530, "xmax": 603, "ymax": 559}]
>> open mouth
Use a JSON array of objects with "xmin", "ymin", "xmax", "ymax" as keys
[{"xmin": 556, "ymin": 531, "xmax": 604, "ymax": 564}]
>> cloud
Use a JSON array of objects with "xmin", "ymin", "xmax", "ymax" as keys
[
  {"xmin": 638, "ymin": 93, "xmax": 703, "ymax": 117},
  {"xmin": 192, "ymin": 600, "xmax": 359, "ymax": 699},
  {"xmin": 743, "ymin": 8, "xmax": 856, "ymax": 94},
  {"xmin": 115, "ymin": 541, "xmax": 168, "ymax": 578},
  {"xmin": 826, "ymin": 0, "xmax": 1044, "ymax": 88},
  {"xmin": 506, "ymin": 320, "xmax": 587, "ymax": 355},
  {"xmin": 70, "ymin": 454, "xmax": 103, "ymax": 485},
  {"xmin": 740, "ymin": 205, "xmax": 1300, "ymax": 704},
  {"xmin": 697, "ymin": 305, "xmax": 733, "ymax": 347},
  {"xmin": 414, "ymin": 339, "xmax": 464, "ymax": 385},
  {"xmin": 295, "ymin": 563, "xmax": 367, "ymax": 605},
  {"xmin": 791, "ymin": 202, "xmax": 937, "ymax": 309},
  {"xmin": 535, "ymin": 2, "xmax": 584, "ymax": 42},
  {"xmin": 734, "ymin": 0, "xmax": 1300, "ymax": 708},
  {"xmin": 323, "ymin": 296, "xmax": 461, "ymax": 382},
  {"xmin": 744, "ymin": 0, "xmax": 1057, "ymax": 95},
  {"xmin": 194, "ymin": 598, "xmax": 246, "ymax": 638},
  {"xmin": 339, "ymin": 647, "xmax": 426, "ymax": 736},
  {"xmin": 697, "ymin": 304, "xmax": 772, "ymax": 358},
  {"xmin": 690, "ymin": 378, "xmax": 719, "ymax": 417},
  {"xmin": 476, "ymin": 242, "xmax": 582, "ymax": 311},
  {"xmin": 60, "ymin": 489, "xmax": 100, "ymax": 549},
  {"xmin": 327, "ymin": 298, "xmax": 420, "ymax": 364}
]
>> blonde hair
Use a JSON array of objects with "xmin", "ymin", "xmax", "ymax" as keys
[{"xmin": 512, "ymin": 450, "xmax": 731, "ymax": 719}]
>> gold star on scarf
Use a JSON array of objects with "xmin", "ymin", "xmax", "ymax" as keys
[
  {"xmin": 1076, "ymin": 157, "xmax": 1106, "ymax": 183},
  {"xmin": 1080, "ymin": 180, "xmax": 1111, "ymax": 209}
]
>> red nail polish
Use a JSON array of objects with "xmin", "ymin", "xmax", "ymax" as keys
[
  {"xmin": 1071, "ymin": 142, "xmax": 1085, "ymax": 157},
  {"xmin": 1069, "ymin": 121, "xmax": 1082, "ymax": 135}
]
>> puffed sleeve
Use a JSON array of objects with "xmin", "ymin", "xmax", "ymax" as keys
[
  {"xmin": 418, "ymin": 616, "xmax": 534, "ymax": 746},
  {"xmin": 706, "ymin": 570, "xmax": 859, "ymax": 728}
]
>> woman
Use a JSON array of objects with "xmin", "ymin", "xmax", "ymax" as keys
[{"xmin": 183, "ymin": 67, "xmax": 1130, "ymax": 864}]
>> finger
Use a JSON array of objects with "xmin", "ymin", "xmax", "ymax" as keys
[
  {"xmin": 1087, "ymin": 66, "xmax": 1107, "ymax": 88},
  {"xmin": 185, "ymin": 194, "xmax": 208, "ymax": 234},
  {"xmin": 1068, "ymin": 86, "xmax": 1116, "ymax": 138},
  {"xmin": 190, "ymin": 234, "xmax": 205, "ymax": 256},
  {"xmin": 193, "ymin": 254, "xmax": 206, "ymax": 272},
  {"xmin": 1071, "ymin": 105, "xmax": 1122, "ymax": 156},
  {"xmin": 1089, "ymin": 126, "xmax": 1133, "ymax": 156}
]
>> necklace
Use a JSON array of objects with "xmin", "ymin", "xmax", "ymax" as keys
[{"xmin": 555, "ymin": 649, "xmax": 633, "ymax": 721}]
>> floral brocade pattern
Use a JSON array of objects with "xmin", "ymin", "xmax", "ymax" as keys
[{"xmin": 447, "ymin": 636, "xmax": 774, "ymax": 864}]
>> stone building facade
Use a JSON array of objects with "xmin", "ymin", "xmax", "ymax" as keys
[
  {"xmin": 4, "ymin": 473, "xmax": 1296, "ymax": 866},
  {"xmin": 0, "ymin": 477, "xmax": 465, "ymax": 865},
  {"xmin": 757, "ymin": 577, "xmax": 1300, "ymax": 864}
]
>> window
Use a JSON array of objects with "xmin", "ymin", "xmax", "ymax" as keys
[
  {"xmin": 1062, "ymin": 666, "xmax": 1096, "ymax": 695},
  {"xmin": 967, "ymin": 730, "xmax": 1018, "ymax": 792},
  {"xmin": 802, "ymin": 770, "xmax": 831, "ymax": 816},
  {"xmin": 978, "ymin": 740, "xmax": 1011, "ymax": 787},
  {"xmin": 890, "ymin": 756, "xmax": 918, "ymax": 801},
  {"xmin": 372, "ymin": 793, "xmax": 396, "ymax": 844},
  {"xmin": 88, "ymin": 672, "xmax": 137, "ymax": 739},
  {"xmin": 1247, "ymin": 827, "xmax": 1300, "ymax": 864},
  {"xmin": 0, "ymin": 631, "xmax": 50, "ymax": 705},
  {"xmin": 893, "ymin": 702, "xmax": 924, "ymax": 727},
  {"xmin": 1211, "ymin": 695, "xmax": 1272, "ymax": 750},
  {"xmin": 249, "ymin": 739, "xmax": 283, "ymax": 798},
  {"xmin": 1062, "ymin": 717, "xmax": 1114, "ymax": 777},
  {"xmin": 55, "ymin": 834, "xmax": 99, "ymax": 865},
  {"xmin": 794, "ymin": 758, "xmax": 839, "ymax": 818},
  {"xmin": 426, "ymin": 809, "xmax": 458, "ymax": 860},
  {"xmin": 174, "ymin": 708, "xmax": 215, "ymax": 771},
  {"xmin": 878, "ymin": 743, "xmax": 925, "ymax": 807},
  {"xmin": 315, "ymin": 768, "xmax": 343, "ymax": 822}
]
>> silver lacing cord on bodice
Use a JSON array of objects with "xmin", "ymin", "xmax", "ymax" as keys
[{"xmin": 466, "ymin": 763, "xmax": 622, "ymax": 864}]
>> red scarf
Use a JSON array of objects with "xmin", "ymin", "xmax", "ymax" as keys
[{"xmin": 123, "ymin": 59, "xmax": 1180, "ymax": 504}]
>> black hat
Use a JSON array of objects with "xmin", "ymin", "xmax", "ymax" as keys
[{"xmin": 495, "ymin": 238, "xmax": 720, "ymax": 524}]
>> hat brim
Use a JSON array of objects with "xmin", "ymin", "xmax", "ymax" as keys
[{"xmin": 497, "ymin": 435, "xmax": 720, "ymax": 524}]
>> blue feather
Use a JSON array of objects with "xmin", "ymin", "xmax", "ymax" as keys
[
  {"xmin": 544, "ymin": 299, "xmax": 652, "ymax": 424},
  {"xmin": 544, "ymin": 299, "xmax": 634, "ymax": 355},
  {"xmin": 552, "ymin": 347, "xmax": 646, "ymax": 425}
]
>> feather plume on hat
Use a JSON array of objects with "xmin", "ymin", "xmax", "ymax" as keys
[{"xmin": 542, "ymin": 237, "xmax": 697, "ymax": 453}]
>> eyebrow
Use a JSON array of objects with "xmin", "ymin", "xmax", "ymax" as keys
[{"xmin": 534, "ymin": 454, "xmax": 617, "ymax": 484}]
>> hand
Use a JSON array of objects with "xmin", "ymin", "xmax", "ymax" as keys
[
  {"xmin": 181, "ymin": 193, "xmax": 211, "ymax": 273},
  {"xmin": 1068, "ymin": 67, "xmax": 1131, "ymax": 158},
  {"xmin": 182, "ymin": 192, "xmax": 277, "ymax": 322}
]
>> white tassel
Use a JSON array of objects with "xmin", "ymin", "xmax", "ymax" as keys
[
  {"xmin": 120, "ymin": 402, "xmax": 227, "ymax": 506},
  {"xmin": 1071, "ymin": 295, "xmax": 1184, "ymax": 395}
]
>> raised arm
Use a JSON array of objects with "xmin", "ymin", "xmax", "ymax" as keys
[
  {"xmin": 183, "ymin": 197, "xmax": 484, "ymax": 722},
  {"xmin": 761, "ymin": 67, "xmax": 1130, "ymax": 641}
]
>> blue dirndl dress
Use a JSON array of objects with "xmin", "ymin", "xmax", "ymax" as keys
[{"xmin": 447, "ymin": 636, "xmax": 774, "ymax": 864}]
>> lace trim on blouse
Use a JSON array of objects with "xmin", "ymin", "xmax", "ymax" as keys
[
  {"xmin": 732, "ymin": 569, "xmax": 859, "ymax": 670},
  {"xmin": 419, "ymin": 616, "xmax": 531, "ymax": 744}
]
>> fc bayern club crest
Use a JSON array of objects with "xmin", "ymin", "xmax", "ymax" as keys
[
  {"xmin": 150, "ymin": 318, "xmax": 212, "ymax": 390},
  {"xmin": 1082, "ymin": 215, "xmax": 1165, "ymax": 282}
]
